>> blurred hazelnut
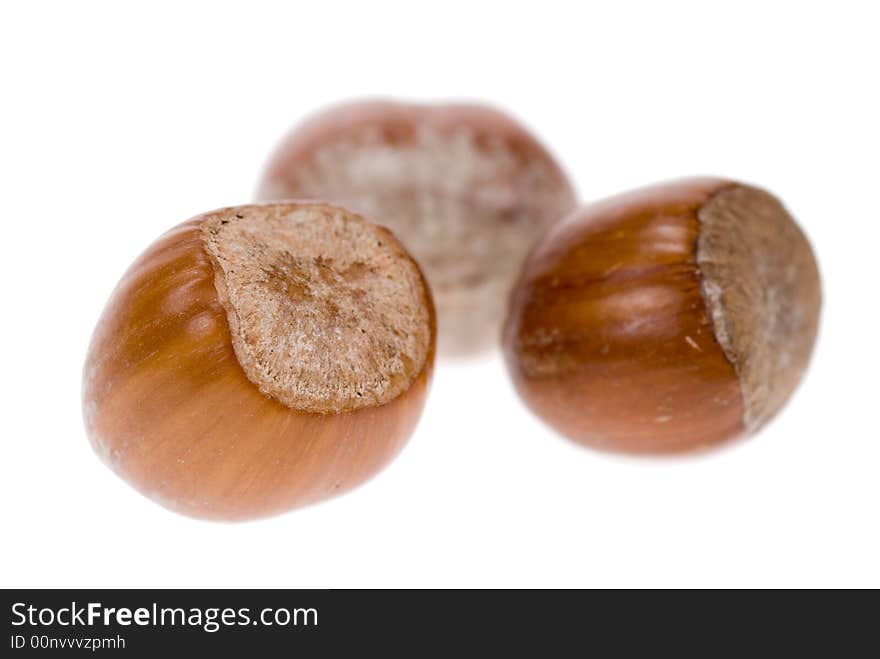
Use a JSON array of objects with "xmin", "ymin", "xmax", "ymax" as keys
[{"xmin": 256, "ymin": 100, "xmax": 577, "ymax": 356}]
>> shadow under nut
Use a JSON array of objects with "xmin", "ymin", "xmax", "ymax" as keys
[
  {"xmin": 503, "ymin": 178, "xmax": 821, "ymax": 454},
  {"xmin": 255, "ymin": 100, "xmax": 577, "ymax": 356},
  {"xmin": 83, "ymin": 202, "xmax": 436, "ymax": 520}
]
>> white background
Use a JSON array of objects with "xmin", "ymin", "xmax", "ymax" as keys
[{"xmin": 1, "ymin": 1, "xmax": 878, "ymax": 588}]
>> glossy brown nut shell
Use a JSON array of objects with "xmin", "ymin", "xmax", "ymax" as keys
[
  {"xmin": 503, "ymin": 178, "xmax": 821, "ymax": 454},
  {"xmin": 83, "ymin": 202, "xmax": 436, "ymax": 520}
]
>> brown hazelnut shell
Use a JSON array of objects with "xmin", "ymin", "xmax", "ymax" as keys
[
  {"xmin": 503, "ymin": 178, "xmax": 821, "ymax": 454},
  {"xmin": 83, "ymin": 202, "xmax": 436, "ymax": 520}
]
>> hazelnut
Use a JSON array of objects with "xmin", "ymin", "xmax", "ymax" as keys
[
  {"xmin": 255, "ymin": 100, "xmax": 577, "ymax": 356},
  {"xmin": 503, "ymin": 178, "xmax": 821, "ymax": 454},
  {"xmin": 83, "ymin": 202, "xmax": 436, "ymax": 520}
]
